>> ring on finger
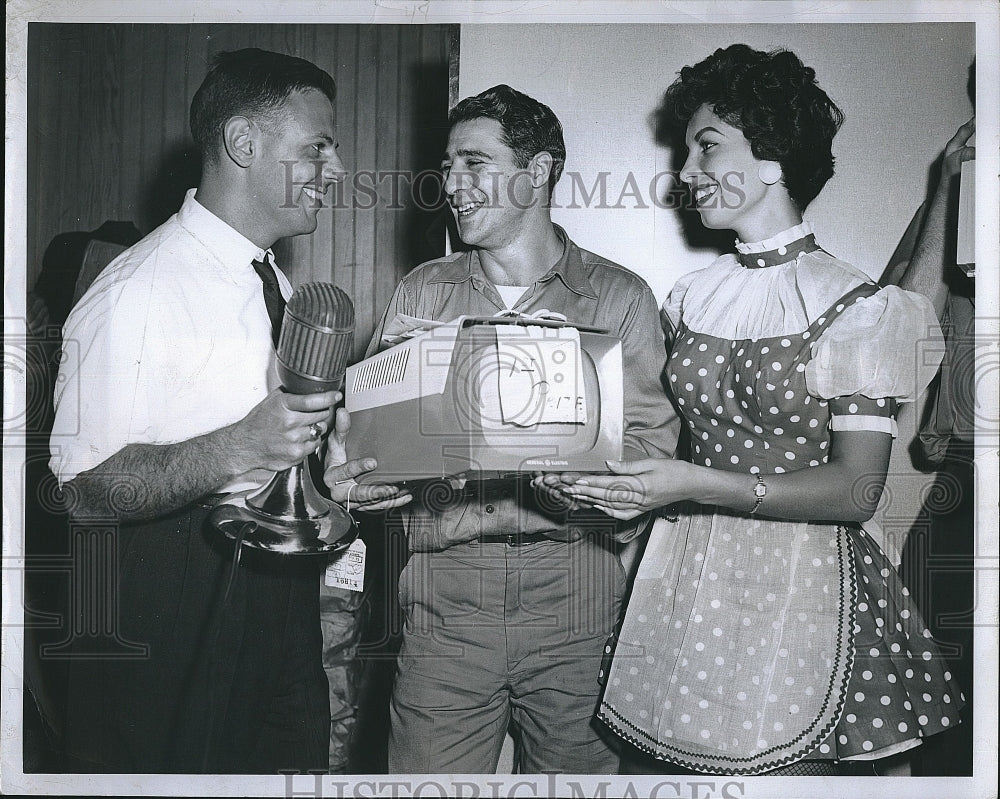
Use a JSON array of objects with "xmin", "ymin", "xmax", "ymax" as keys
[{"xmin": 308, "ymin": 422, "xmax": 322, "ymax": 441}]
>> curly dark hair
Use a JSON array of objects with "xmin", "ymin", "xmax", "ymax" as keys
[
  {"xmin": 190, "ymin": 48, "xmax": 336, "ymax": 166},
  {"xmin": 656, "ymin": 44, "xmax": 844, "ymax": 211},
  {"xmin": 450, "ymin": 84, "xmax": 566, "ymax": 195}
]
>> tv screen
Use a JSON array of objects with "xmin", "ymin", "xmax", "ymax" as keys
[{"xmin": 345, "ymin": 316, "xmax": 623, "ymax": 483}]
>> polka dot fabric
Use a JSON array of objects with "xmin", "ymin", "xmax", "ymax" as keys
[
  {"xmin": 668, "ymin": 282, "xmax": 885, "ymax": 476},
  {"xmin": 598, "ymin": 234, "xmax": 963, "ymax": 774},
  {"xmin": 600, "ymin": 512, "xmax": 857, "ymax": 774},
  {"xmin": 813, "ymin": 530, "xmax": 963, "ymax": 761}
]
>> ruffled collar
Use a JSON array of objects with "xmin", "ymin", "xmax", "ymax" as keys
[{"xmin": 734, "ymin": 221, "xmax": 820, "ymax": 269}]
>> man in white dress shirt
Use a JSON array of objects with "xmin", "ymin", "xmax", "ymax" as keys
[{"xmin": 48, "ymin": 47, "xmax": 406, "ymax": 773}]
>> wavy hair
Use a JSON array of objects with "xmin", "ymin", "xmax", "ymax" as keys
[
  {"xmin": 656, "ymin": 44, "xmax": 844, "ymax": 211},
  {"xmin": 450, "ymin": 84, "xmax": 566, "ymax": 195}
]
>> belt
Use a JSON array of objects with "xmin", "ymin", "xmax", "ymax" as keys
[{"xmin": 478, "ymin": 532, "xmax": 552, "ymax": 547}]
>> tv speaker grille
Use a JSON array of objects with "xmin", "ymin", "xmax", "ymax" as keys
[{"xmin": 353, "ymin": 347, "xmax": 411, "ymax": 392}]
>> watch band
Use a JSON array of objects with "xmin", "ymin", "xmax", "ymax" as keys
[{"xmin": 750, "ymin": 473, "xmax": 766, "ymax": 514}]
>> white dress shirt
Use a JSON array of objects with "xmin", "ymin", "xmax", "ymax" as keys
[{"xmin": 50, "ymin": 189, "xmax": 292, "ymax": 494}]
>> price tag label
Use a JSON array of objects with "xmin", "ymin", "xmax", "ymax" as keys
[
  {"xmin": 324, "ymin": 538, "xmax": 366, "ymax": 592},
  {"xmin": 957, "ymin": 159, "xmax": 975, "ymax": 267},
  {"xmin": 494, "ymin": 325, "xmax": 587, "ymax": 426}
]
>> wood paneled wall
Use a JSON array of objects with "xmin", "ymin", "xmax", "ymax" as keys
[{"xmin": 27, "ymin": 23, "xmax": 454, "ymax": 356}]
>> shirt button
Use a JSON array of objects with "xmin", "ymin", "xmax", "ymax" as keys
[{"xmin": 485, "ymin": 504, "xmax": 495, "ymax": 514}]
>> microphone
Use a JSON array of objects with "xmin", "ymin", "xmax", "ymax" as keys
[
  {"xmin": 276, "ymin": 282, "xmax": 355, "ymax": 395},
  {"xmin": 208, "ymin": 281, "xmax": 359, "ymax": 556}
]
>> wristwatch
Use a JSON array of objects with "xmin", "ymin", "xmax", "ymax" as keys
[{"xmin": 750, "ymin": 474, "xmax": 767, "ymax": 514}]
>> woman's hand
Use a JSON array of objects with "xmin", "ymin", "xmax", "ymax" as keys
[{"xmin": 536, "ymin": 458, "xmax": 693, "ymax": 520}]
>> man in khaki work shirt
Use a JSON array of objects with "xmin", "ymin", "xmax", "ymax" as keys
[{"xmin": 360, "ymin": 84, "xmax": 679, "ymax": 773}]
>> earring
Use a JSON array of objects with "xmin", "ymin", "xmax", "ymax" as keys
[{"xmin": 758, "ymin": 161, "xmax": 782, "ymax": 185}]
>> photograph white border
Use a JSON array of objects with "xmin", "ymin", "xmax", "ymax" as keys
[{"xmin": 4, "ymin": 2, "xmax": 997, "ymax": 797}]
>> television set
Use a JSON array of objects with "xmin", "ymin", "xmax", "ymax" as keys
[{"xmin": 344, "ymin": 316, "xmax": 623, "ymax": 484}]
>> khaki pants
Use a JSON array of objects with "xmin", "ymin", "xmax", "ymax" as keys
[{"xmin": 388, "ymin": 535, "xmax": 625, "ymax": 773}]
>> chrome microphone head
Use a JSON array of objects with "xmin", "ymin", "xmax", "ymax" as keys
[{"xmin": 276, "ymin": 282, "xmax": 355, "ymax": 394}]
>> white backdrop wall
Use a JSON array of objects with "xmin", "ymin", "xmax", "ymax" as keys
[{"xmin": 459, "ymin": 23, "xmax": 975, "ymax": 304}]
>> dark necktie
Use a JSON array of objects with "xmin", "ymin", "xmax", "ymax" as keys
[{"xmin": 252, "ymin": 257, "xmax": 286, "ymax": 348}]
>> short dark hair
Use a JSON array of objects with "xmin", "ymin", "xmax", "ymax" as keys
[
  {"xmin": 190, "ymin": 48, "xmax": 336, "ymax": 165},
  {"xmin": 656, "ymin": 44, "xmax": 844, "ymax": 211},
  {"xmin": 449, "ymin": 84, "xmax": 566, "ymax": 194}
]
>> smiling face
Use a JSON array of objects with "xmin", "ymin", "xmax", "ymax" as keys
[
  {"xmin": 441, "ymin": 117, "xmax": 540, "ymax": 251},
  {"xmin": 251, "ymin": 88, "xmax": 345, "ymax": 243},
  {"xmin": 680, "ymin": 104, "xmax": 794, "ymax": 242}
]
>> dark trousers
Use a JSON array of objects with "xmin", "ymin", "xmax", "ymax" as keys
[{"xmin": 61, "ymin": 504, "xmax": 329, "ymax": 773}]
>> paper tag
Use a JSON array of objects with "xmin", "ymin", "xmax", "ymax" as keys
[
  {"xmin": 956, "ymin": 159, "xmax": 975, "ymax": 267},
  {"xmin": 324, "ymin": 538, "xmax": 366, "ymax": 592},
  {"xmin": 494, "ymin": 325, "xmax": 587, "ymax": 426}
]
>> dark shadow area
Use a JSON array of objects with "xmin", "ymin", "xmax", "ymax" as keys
[
  {"xmin": 23, "ymin": 220, "xmax": 141, "ymax": 773},
  {"xmin": 347, "ymin": 515, "xmax": 409, "ymax": 773},
  {"xmin": 21, "ymin": 367, "xmax": 71, "ymax": 773},
  {"xmin": 897, "ymin": 289, "xmax": 976, "ymax": 776},
  {"xmin": 142, "ymin": 143, "xmax": 203, "ymax": 231},
  {"xmin": 403, "ymin": 57, "xmax": 454, "ymax": 268},
  {"xmin": 32, "ymin": 222, "xmax": 142, "ymax": 328},
  {"xmin": 898, "ymin": 443, "xmax": 975, "ymax": 776}
]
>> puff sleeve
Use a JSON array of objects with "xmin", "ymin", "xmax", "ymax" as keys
[
  {"xmin": 805, "ymin": 285, "xmax": 945, "ymax": 435},
  {"xmin": 661, "ymin": 269, "xmax": 700, "ymax": 347}
]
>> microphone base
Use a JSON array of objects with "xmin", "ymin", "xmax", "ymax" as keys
[{"xmin": 208, "ymin": 491, "xmax": 357, "ymax": 556}]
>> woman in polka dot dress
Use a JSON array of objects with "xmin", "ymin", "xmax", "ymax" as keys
[{"xmin": 539, "ymin": 44, "xmax": 964, "ymax": 776}]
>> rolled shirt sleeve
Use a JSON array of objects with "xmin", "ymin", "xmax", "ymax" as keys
[{"xmin": 49, "ymin": 190, "xmax": 282, "ymax": 494}]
